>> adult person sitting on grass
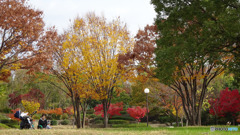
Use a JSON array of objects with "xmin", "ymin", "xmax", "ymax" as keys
[{"xmin": 38, "ymin": 114, "xmax": 51, "ymax": 129}]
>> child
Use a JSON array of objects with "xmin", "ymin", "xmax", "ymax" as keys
[
  {"xmin": 46, "ymin": 120, "xmax": 52, "ymax": 129},
  {"xmin": 38, "ymin": 114, "xmax": 48, "ymax": 129}
]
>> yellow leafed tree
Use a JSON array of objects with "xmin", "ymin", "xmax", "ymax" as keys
[
  {"xmin": 21, "ymin": 100, "xmax": 40, "ymax": 114},
  {"xmin": 63, "ymin": 12, "xmax": 133, "ymax": 128}
]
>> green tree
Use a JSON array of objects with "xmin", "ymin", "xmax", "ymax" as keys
[
  {"xmin": 130, "ymin": 82, "xmax": 146, "ymax": 107},
  {"xmin": 111, "ymin": 91, "xmax": 131, "ymax": 107},
  {"xmin": 151, "ymin": 0, "xmax": 239, "ymax": 125}
]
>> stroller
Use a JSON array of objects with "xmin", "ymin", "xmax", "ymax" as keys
[{"xmin": 14, "ymin": 110, "xmax": 37, "ymax": 129}]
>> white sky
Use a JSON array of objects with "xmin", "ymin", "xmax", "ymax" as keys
[{"xmin": 29, "ymin": 0, "xmax": 156, "ymax": 36}]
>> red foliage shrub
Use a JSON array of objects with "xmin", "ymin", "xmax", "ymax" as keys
[
  {"xmin": 209, "ymin": 88, "xmax": 240, "ymax": 117},
  {"xmin": 8, "ymin": 92, "xmax": 22, "ymax": 108},
  {"xmin": 38, "ymin": 108, "xmax": 63, "ymax": 115},
  {"xmin": 127, "ymin": 106, "xmax": 147, "ymax": 122},
  {"xmin": 94, "ymin": 102, "xmax": 123, "ymax": 118},
  {"xmin": 8, "ymin": 89, "xmax": 45, "ymax": 109},
  {"xmin": 8, "ymin": 108, "xmax": 21, "ymax": 121}
]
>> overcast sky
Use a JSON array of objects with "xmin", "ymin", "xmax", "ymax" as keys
[{"xmin": 29, "ymin": 0, "xmax": 156, "ymax": 36}]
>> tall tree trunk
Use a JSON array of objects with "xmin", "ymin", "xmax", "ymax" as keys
[
  {"xmin": 103, "ymin": 100, "xmax": 108, "ymax": 128},
  {"xmin": 197, "ymin": 106, "xmax": 202, "ymax": 126},
  {"xmin": 181, "ymin": 116, "xmax": 183, "ymax": 127},
  {"xmin": 82, "ymin": 110, "xmax": 86, "ymax": 128},
  {"xmin": 71, "ymin": 95, "xmax": 81, "ymax": 129},
  {"xmin": 75, "ymin": 97, "xmax": 81, "ymax": 128},
  {"xmin": 192, "ymin": 89, "xmax": 196, "ymax": 126},
  {"xmin": 215, "ymin": 115, "xmax": 218, "ymax": 125},
  {"xmin": 176, "ymin": 109, "xmax": 179, "ymax": 127},
  {"xmin": 81, "ymin": 101, "xmax": 88, "ymax": 128},
  {"xmin": 232, "ymin": 115, "xmax": 235, "ymax": 125},
  {"xmin": 76, "ymin": 106, "xmax": 81, "ymax": 128}
]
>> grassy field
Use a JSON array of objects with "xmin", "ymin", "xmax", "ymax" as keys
[{"xmin": 0, "ymin": 124, "xmax": 239, "ymax": 135}]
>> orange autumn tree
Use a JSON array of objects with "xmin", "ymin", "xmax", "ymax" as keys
[
  {"xmin": 63, "ymin": 12, "xmax": 133, "ymax": 128},
  {"xmin": 118, "ymin": 25, "xmax": 158, "ymax": 84},
  {"xmin": 119, "ymin": 25, "xmax": 159, "ymax": 107},
  {"xmin": 0, "ymin": 0, "xmax": 58, "ymax": 81}
]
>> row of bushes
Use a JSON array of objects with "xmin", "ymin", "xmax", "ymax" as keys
[
  {"xmin": 0, "ymin": 123, "xmax": 11, "ymax": 129},
  {"xmin": 0, "ymin": 119, "xmax": 19, "ymax": 128},
  {"xmin": 50, "ymin": 119, "xmax": 70, "ymax": 125},
  {"xmin": 94, "ymin": 115, "xmax": 135, "ymax": 121},
  {"xmin": 95, "ymin": 119, "xmax": 129, "ymax": 124},
  {"xmin": 0, "ymin": 108, "xmax": 12, "ymax": 113},
  {"xmin": 0, "ymin": 119, "xmax": 71, "ymax": 128},
  {"xmin": 31, "ymin": 113, "xmax": 69, "ymax": 120}
]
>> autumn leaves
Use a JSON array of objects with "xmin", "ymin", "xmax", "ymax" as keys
[
  {"xmin": 55, "ymin": 13, "xmax": 134, "ymax": 128},
  {"xmin": 0, "ymin": 1, "xmax": 134, "ymax": 128},
  {"xmin": 62, "ymin": 13, "xmax": 131, "ymax": 101},
  {"xmin": 0, "ymin": 0, "xmax": 58, "ymax": 81}
]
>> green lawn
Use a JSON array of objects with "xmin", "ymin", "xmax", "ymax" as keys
[{"xmin": 0, "ymin": 124, "xmax": 239, "ymax": 135}]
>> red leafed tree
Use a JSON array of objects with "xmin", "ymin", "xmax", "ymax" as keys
[
  {"xmin": 208, "ymin": 98, "xmax": 223, "ymax": 117},
  {"xmin": 118, "ymin": 25, "xmax": 158, "ymax": 83},
  {"xmin": 127, "ymin": 106, "xmax": 147, "ymax": 122},
  {"xmin": 94, "ymin": 102, "xmax": 123, "ymax": 118},
  {"xmin": 8, "ymin": 88, "xmax": 45, "ymax": 109},
  {"xmin": 0, "ymin": 0, "xmax": 58, "ymax": 82},
  {"xmin": 22, "ymin": 88, "xmax": 45, "ymax": 109},
  {"xmin": 209, "ymin": 88, "xmax": 240, "ymax": 125},
  {"xmin": 8, "ymin": 92, "xmax": 22, "ymax": 108}
]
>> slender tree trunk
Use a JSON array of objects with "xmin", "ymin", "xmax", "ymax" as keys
[
  {"xmin": 232, "ymin": 115, "xmax": 235, "ymax": 125},
  {"xmin": 181, "ymin": 116, "xmax": 183, "ymax": 127},
  {"xmin": 176, "ymin": 109, "xmax": 179, "ymax": 127},
  {"xmin": 82, "ymin": 110, "xmax": 86, "ymax": 128},
  {"xmin": 197, "ymin": 106, "xmax": 202, "ymax": 126},
  {"xmin": 72, "ymin": 95, "xmax": 81, "ymax": 129},
  {"xmin": 76, "ymin": 107, "xmax": 81, "ymax": 128},
  {"xmin": 103, "ymin": 100, "xmax": 108, "ymax": 128},
  {"xmin": 189, "ymin": 107, "xmax": 196, "ymax": 126},
  {"xmin": 186, "ymin": 119, "xmax": 188, "ymax": 126},
  {"xmin": 192, "ymin": 90, "xmax": 196, "ymax": 126},
  {"xmin": 75, "ymin": 98, "xmax": 81, "ymax": 128},
  {"xmin": 215, "ymin": 115, "xmax": 218, "ymax": 125},
  {"xmin": 81, "ymin": 102, "xmax": 88, "ymax": 128}
]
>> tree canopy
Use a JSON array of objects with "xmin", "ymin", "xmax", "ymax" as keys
[{"xmin": 151, "ymin": 0, "xmax": 240, "ymax": 125}]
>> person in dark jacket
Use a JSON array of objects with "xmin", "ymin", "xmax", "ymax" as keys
[{"xmin": 38, "ymin": 114, "xmax": 47, "ymax": 129}]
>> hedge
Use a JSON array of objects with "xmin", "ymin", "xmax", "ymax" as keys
[
  {"xmin": 94, "ymin": 116, "xmax": 104, "ymax": 121},
  {"xmin": 61, "ymin": 119, "xmax": 70, "ymax": 125},
  {"xmin": 108, "ymin": 120, "xmax": 129, "ymax": 124},
  {"xmin": 95, "ymin": 120, "xmax": 103, "ymax": 124},
  {"xmin": 51, "ymin": 120, "xmax": 57, "ymax": 125},
  {"xmin": 86, "ymin": 109, "xmax": 94, "ymax": 114},
  {"xmin": 0, "ymin": 119, "xmax": 18, "ymax": 128},
  {"xmin": 110, "ymin": 116, "xmax": 135, "ymax": 121},
  {"xmin": 61, "ymin": 113, "xmax": 68, "ymax": 120}
]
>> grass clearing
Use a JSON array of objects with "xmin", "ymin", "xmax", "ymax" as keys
[
  {"xmin": 0, "ymin": 123, "xmax": 10, "ymax": 129},
  {"xmin": 0, "ymin": 125, "xmax": 239, "ymax": 135}
]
